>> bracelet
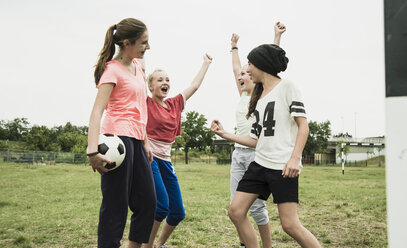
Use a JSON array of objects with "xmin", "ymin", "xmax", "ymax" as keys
[
  {"xmin": 231, "ymin": 47, "xmax": 238, "ymax": 50},
  {"xmin": 87, "ymin": 151, "xmax": 99, "ymax": 157}
]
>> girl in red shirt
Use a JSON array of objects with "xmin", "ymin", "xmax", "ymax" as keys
[{"xmin": 144, "ymin": 54, "xmax": 212, "ymax": 248}]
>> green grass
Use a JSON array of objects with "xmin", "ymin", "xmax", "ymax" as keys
[{"xmin": 0, "ymin": 163, "xmax": 387, "ymax": 247}]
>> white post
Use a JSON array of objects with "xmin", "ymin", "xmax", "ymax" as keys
[
  {"xmin": 354, "ymin": 112, "xmax": 357, "ymax": 139},
  {"xmin": 341, "ymin": 142, "xmax": 344, "ymax": 175},
  {"xmin": 385, "ymin": 0, "xmax": 407, "ymax": 245},
  {"xmin": 386, "ymin": 97, "xmax": 407, "ymax": 246}
]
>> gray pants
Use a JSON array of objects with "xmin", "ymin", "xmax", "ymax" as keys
[{"xmin": 230, "ymin": 147, "xmax": 269, "ymax": 226}]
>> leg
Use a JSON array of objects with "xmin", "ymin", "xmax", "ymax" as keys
[
  {"xmin": 156, "ymin": 160, "xmax": 185, "ymax": 246},
  {"xmin": 242, "ymin": 150, "xmax": 272, "ymax": 248},
  {"xmin": 230, "ymin": 149, "xmax": 248, "ymax": 246},
  {"xmin": 229, "ymin": 191, "xmax": 261, "ymax": 248},
  {"xmin": 143, "ymin": 221, "xmax": 162, "ymax": 248},
  {"xmin": 156, "ymin": 222, "xmax": 177, "ymax": 247},
  {"xmin": 98, "ymin": 137, "xmax": 134, "ymax": 248},
  {"xmin": 249, "ymin": 198, "xmax": 271, "ymax": 248},
  {"xmin": 257, "ymin": 223, "xmax": 272, "ymax": 248},
  {"xmin": 128, "ymin": 240, "xmax": 142, "ymax": 248},
  {"xmin": 277, "ymin": 202, "xmax": 320, "ymax": 248},
  {"xmin": 128, "ymin": 140, "xmax": 157, "ymax": 244},
  {"xmin": 144, "ymin": 158, "xmax": 170, "ymax": 248}
]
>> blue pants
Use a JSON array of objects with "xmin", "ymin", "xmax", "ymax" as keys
[
  {"xmin": 151, "ymin": 157, "xmax": 185, "ymax": 226},
  {"xmin": 98, "ymin": 137, "xmax": 157, "ymax": 248}
]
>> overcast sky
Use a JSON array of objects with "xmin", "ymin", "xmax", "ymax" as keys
[{"xmin": 0, "ymin": 0, "xmax": 385, "ymax": 138}]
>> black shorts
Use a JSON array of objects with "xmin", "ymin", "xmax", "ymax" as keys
[{"xmin": 236, "ymin": 161, "xmax": 298, "ymax": 204}]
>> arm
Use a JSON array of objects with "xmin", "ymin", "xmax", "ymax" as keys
[
  {"xmin": 143, "ymin": 134, "xmax": 153, "ymax": 164},
  {"xmin": 87, "ymin": 83, "xmax": 115, "ymax": 174},
  {"xmin": 273, "ymin": 21, "xmax": 286, "ymax": 46},
  {"xmin": 282, "ymin": 117, "xmax": 309, "ymax": 178},
  {"xmin": 231, "ymin": 33, "xmax": 243, "ymax": 96},
  {"xmin": 182, "ymin": 53, "xmax": 212, "ymax": 101},
  {"xmin": 211, "ymin": 120, "xmax": 257, "ymax": 148}
]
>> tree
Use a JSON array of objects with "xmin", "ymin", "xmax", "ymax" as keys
[
  {"xmin": 180, "ymin": 111, "xmax": 214, "ymax": 164},
  {"xmin": 3, "ymin": 117, "xmax": 30, "ymax": 141},
  {"xmin": 56, "ymin": 122, "xmax": 88, "ymax": 152},
  {"xmin": 57, "ymin": 132, "xmax": 87, "ymax": 152},
  {"xmin": 0, "ymin": 118, "xmax": 89, "ymax": 152},
  {"xmin": 72, "ymin": 135, "xmax": 88, "ymax": 154},
  {"xmin": 303, "ymin": 120, "xmax": 332, "ymax": 157},
  {"xmin": 0, "ymin": 120, "xmax": 7, "ymax": 140},
  {"xmin": 333, "ymin": 132, "xmax": 352, "ymax": 138},
  {"xmin": 173, "ymin": 135, "xmax": 186, "ymax": 151},
  {"xmin": 25, "ymin": 125, "xmax": 58, "ymax": 151}
]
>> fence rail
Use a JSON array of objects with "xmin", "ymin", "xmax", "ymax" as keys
[
  {"xmin": 0, "ymin": 148, "xmax": 87, "ymax": 164},
  {"xmin": 1, "ymin": 148, "xmax": 383, "ymax": 167}
]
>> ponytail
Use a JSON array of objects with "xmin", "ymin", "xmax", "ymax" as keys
[
  {"xmin": 93, "ymin": 18, "xmax": 147, "ymax": 86},
  {"xmin": 94, "ymin": 25, "xmax": 116, "ymax": 85},
  {"xmin": 246, "ymin": 83, "xmax": 263, "ymax": 119}
]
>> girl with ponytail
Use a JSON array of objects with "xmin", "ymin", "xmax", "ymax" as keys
[
  {"xmin": 211, "ymin": 43, "xmax": 321, "ymax": 247},
  {"xmin": 87, "ymin": 18, "xmax": 156, "ymax": 248}
]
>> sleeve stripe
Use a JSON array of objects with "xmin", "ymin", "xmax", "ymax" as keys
[
  {"xmin": 290, "ymin": 107, "xmax": 306, "ymax": 114},
  {"xmin": 290, "ymin": 101, "xmax": 304, "ymax": 107}
]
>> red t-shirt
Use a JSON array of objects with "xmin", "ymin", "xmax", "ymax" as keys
[{"xmin": 146, "ymin": 94, "xmax": 185, "ymax": 143}]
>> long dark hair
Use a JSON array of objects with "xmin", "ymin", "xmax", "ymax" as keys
[
  {"xmin": 94, "ymin": 18, "xmax": 147, "ymax": 85},
  {"xmin": 246, "ymin": 83, "xmax": 263, "ymax": 119}
]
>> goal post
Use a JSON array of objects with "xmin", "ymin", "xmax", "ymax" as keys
[{"xmin": 384, "ymin": 0, "xmax": 407, "ymax": 246}]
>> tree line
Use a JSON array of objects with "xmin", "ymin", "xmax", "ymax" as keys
[
  {"xmin": 0, "ymin": 118, "xmax": 88, "ymax": 153},
  {"xmin": 0, "ymin": 115, "xmax": 332, "ymax": 164}
]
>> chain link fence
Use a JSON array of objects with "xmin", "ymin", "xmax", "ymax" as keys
[{"xmin": 0, "ymin": 148, "xmax": 87, "ymax": 164}]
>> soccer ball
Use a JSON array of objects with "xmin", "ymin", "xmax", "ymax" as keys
[{"xmin": 98, "ymin": 134, "xmax": 126, "ymax": 171}]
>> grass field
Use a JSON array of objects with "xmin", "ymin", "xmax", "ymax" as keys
[{"xmin": 0, "ymin": 162, "xmax": 387, "ymax": 247}]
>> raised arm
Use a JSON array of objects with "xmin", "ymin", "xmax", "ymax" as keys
[
  {"xmin": 231, "ymin": 33, "xmax": 244, "ymax": 96},
  {"xmin": 182, "ymin": 53, "xmax": 212, "ymax": 101},
  {"xmin": 274, "ymin": 21, "xmax": 286, "ymax": 46},
  {"xmin": 211, "ymin": 120, "xmax": 258, "ymax": 148}
]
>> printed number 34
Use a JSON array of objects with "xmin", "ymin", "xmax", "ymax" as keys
[{"xmin": 251, "ymin": 102, "xmax": 276, "ymax": 137}]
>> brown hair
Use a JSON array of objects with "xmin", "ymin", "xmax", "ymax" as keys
[
  {"xmin": 94, "ymin": 18, "xmax": 147, "ymax": 85},
  {"xmin": 246, "ymin": 83, "xmax": 264, "ymax": 119}
]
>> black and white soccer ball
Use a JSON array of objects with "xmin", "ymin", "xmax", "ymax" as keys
[{"xmin": 98, "ymin": 134, "xmax": 126, "ymax": 171}]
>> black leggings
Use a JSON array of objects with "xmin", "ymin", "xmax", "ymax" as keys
[{"xmin": 98, "ymin": 137, "xmax": 156, "ymax": 248}]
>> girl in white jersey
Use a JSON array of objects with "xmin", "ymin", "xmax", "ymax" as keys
[
  {"xmin": 211, "ymin": 45, "xmax": 321, "ymax": 248},
  {"xmin": 229, "ymin": 22, "xmax": 286, "ymax": 248}
]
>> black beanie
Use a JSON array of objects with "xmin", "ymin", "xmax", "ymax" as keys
[{"xmin": 247, "ymin": 44, "xmax": 289, "ymax": 76}]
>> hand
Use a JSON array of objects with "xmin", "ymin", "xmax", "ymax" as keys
[
  {"xmin": 274, "ymin": 21, "xmax": 286, "ymax": 36},
  {"xmin": 210, "ymin": 120, "xmax": 225, "ymax": 137},
  {"xmin": 203, "ymin": 53, "xmax": 213, "ymax": 64},
  {"xmin": 282, "ymin": 157, "xmax": 300, "ymax": 178},
  {"xmin": 88, "ymin": 153, "xmax": 112, "ymax": 174},
  {"xmin": 144, "ymin": 140, "xmax": 154, "ymax": 164},
  {"xmin": 231, "ymin": 33, "xmax": 239, "ymax": 48}
]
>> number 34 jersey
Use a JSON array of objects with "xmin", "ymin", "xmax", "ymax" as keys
[{"xmin": 249, "ymin": 79, "xmax": 307, "ymax": 170}]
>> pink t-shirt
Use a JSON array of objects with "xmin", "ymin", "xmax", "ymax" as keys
[
  {"xmin": 97, "ymin": 59, "xmax": 147, "ymax": 140},
  {"xmin": 146, "ymin": 94, "xmax": 185, "ymax": 143}
]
